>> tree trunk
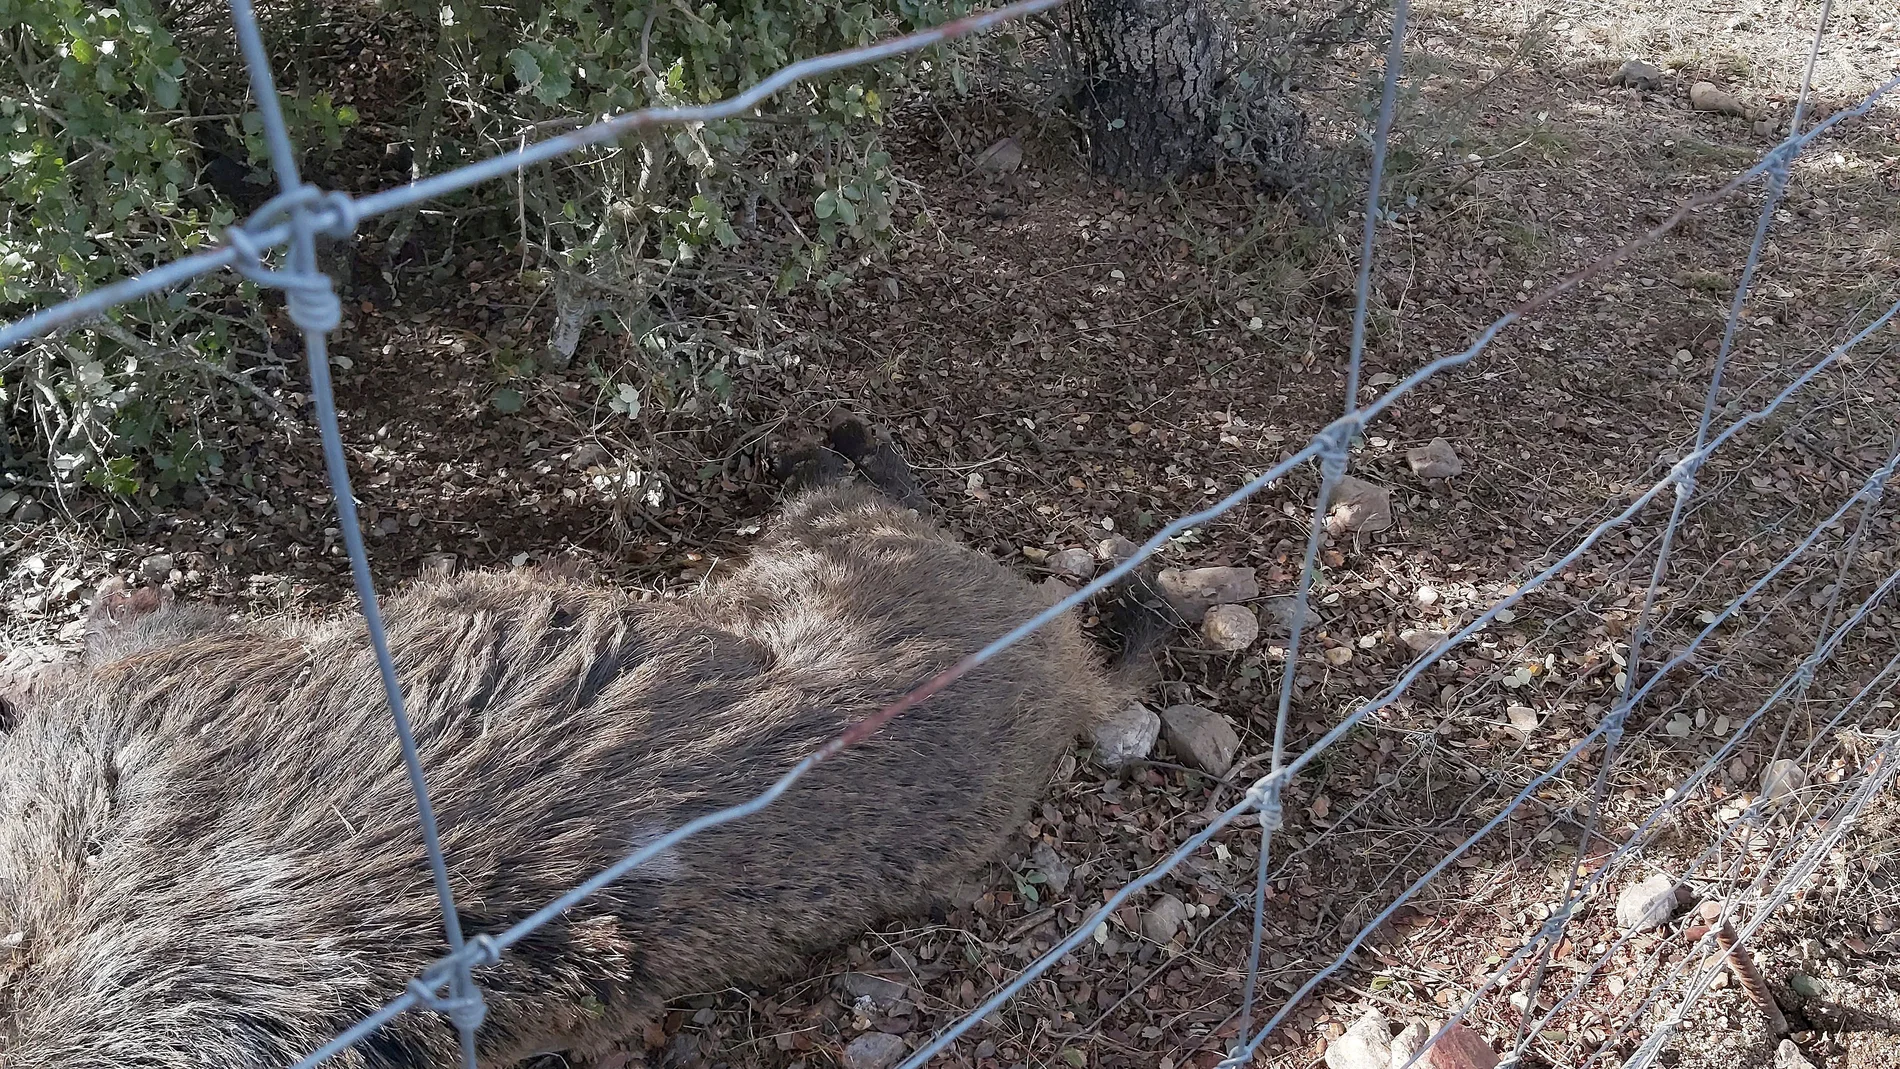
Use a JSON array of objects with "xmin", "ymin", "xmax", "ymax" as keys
[{"xmin": 1077, "ymin": 0, "xmax": 1227, "ymax": 188}]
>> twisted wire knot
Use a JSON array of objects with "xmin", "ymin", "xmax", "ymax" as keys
[
  {"xmin": 1247, "ymin": 775, "xmax": 1286, "ymax": 831},
  {"xmin": 406, "ymin": 935, "xmax": 502, "ymax": 1036},
  {"xmin": 222, "ymin": 185, "xmax": 360, "ymax": 335},
  {"xmin": 407, "ymin": 977, "xmax": 489, "ymax": 1035}
]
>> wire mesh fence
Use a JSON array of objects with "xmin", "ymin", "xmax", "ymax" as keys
[{"xmin": 2, "ymin": 0, "xmax": 1898, "ymax": 1067}]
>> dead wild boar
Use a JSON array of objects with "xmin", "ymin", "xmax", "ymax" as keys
[{"xmin": 0, "ymin": 417, "xmax": 1167, "ymax": 1069}]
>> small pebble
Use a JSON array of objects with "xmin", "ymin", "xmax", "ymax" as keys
[
  {"xmin": 1690, "ymin": 81, "xmax": 1749, "ymax": 117},
  {"xmin": 1616, "ymin": 873, "xmax": 1679, "ymax": 932},
  {"xmin": 1046, "ymin": 547, "xmax": 1096, "ymax": 581},
  {"xmin": 1155, "ymin": 566, "xmax": 1259, "ymax": 624},
  {"xmin": 1142, "ymin": 893, "xmax": 1189, "ymax": 943},
  {"xmin": 1613, "ymin": 58, "xmax": 1664, "ymax": 90},
  {"xmin": 842, "ymin": 1031, "xmax": 909, "ymax": 1069},
  {"xmin": 1201, "ymin": 604, "xmax": 1259, "ymax": 650},
  {"xmin": 1092, "ymin": 702, "xmax": 1161, "ymax": 770},
  {"xmin": 1405, "ymin": 438, "xmax": 1464, "ymax": 479},
  {"xmin": 1159, "ymin": 704, "xmax": 1241, "ymax": 775},
  {"xmin": 1323, "ymin": 1008, "xmax": 1391, "ymax": 1069}
]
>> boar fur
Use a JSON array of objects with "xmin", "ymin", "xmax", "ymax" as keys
[{"xmin": 0, "ymin": 417, "xmax": 1166, "ymax": 1069}]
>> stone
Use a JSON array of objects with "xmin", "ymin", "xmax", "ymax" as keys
[
  {"xmin": 1323, "ymin": 646, "xmax": 1354, "ymax": 667},
  {"xmin": 1613, "ymin": 59, "xmax": 1664, "ymax": 90},
  {"xmin": 1030, "ymin": 841, "xmax": 1072, "ymax": 894},
  {"xmin": 139, "ymin": 554, "xmax": 176, "ymax": 583},
  {"xmin": 842, "ymin": 1031, "xmax": 909, "ymax": 1069},
  {"xmin": 1388, "ymin": 1020, "xmax": 1431, "ymax": 1068},
  {"xmin": 1420, "ymin": 1023, "xmax": 1498, "ymax": 1069},
  {"xmin": 1047, "ymin": 548, "xmax": 1096, "ymax": 581},
  {"xmin": 1095, "ymin": 534, "xmax": 1140, "ymax": 564},
  {"xmin": 1761, "ymin": 758, "xmax": 1806, "ymax": 804},
  {"xmin": 1690, "ymin": 81, "xmax": 1749, "ymax": 117},
  {"xmin": 838, "ymin": 972, "xmax": 908, "ymax": 1009},
  {"xmin": 1154, "ymin": 566, "xmax": 1259, "ymax": 623},
  {"xmin": 1160, "ymin": 704, "xmax": 1241, "ymax": 775},
  {"xmin": 1037, "ymin": 577, "xmax": 1076, "ymax": 608},
  {"xmin": 1327, "ymin": 476, "xmax": 1394, "ymax": 536},
  {"xmin": 1616, "ymin": 872, "xmax": 1679, "ymax": 933},
  {"xmin": 1400, "ymin": 629, "xmax": 1450, "ymax": 654},
  {"xmin": 1324, "ymin": 1008, "xmax": 1392, "ymax": 1069},
  {"xmin": 1093, "ymin": 702, "xmax": 1161, "ymax": 769},
  {"xmin": 973, "ymin": 136, "xmax": 1023, "ymax": 176},
  {"xmin": 1406, "ymin": 438, "xmax": 1464, "ymax": 479},
  {"xmin": 1142, "ymin": 893, "xmax": 1189, "ymax": 943},
  {"xmin": 1202, "ymin": 604, "xmax": 1259, "ymax": 651},
  {"xmin": 1774, "ymin": 1039, "xmax": 1817, "ymax": 1069},
  {"xmin": 1259, "ymin": 597, "xmax": 1322, "ymax": 634}
]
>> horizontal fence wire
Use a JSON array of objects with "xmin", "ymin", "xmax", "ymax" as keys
[{"xmin": 1, "ymin": 0, "xmax": 1897, "ymax": 1066}]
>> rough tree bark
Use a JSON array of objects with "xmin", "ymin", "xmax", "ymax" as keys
[{"xmin": 1077, "ymin": 0, "xmax": 1230, "ymax": 188}]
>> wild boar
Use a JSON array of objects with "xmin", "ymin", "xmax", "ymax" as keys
[{"xmin": 0, "ymin": 417, "xmax": 1167, "ymax": 1069}]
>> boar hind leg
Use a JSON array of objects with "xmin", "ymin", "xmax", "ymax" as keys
[
  {"xmin": 771, "ymin": 433, "xmax": 852, "ymax": 495},
  {"xmin": 823, "ymin": 415, "xmax": 930, "ymax": 513}
]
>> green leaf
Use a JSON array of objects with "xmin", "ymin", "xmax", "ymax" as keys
[
  {"xmin": 491, "ymin": 388, "xmax": 525, "ymax": 414},
  {"xmin": 153, "ymin": 70, "xmax": 180, "ymax": 109},
  {"xmin": 507, "ymin": 47, "xmax": 541, "ymax": 87}
]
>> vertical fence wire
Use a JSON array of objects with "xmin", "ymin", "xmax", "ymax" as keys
[
  {"xmin": 1499, "ymin": 7, "xmax": 1839, "ymax": 1055},
  {"xmin": 3, "ymin": 0, "xmax": 1899, "ymax": 1065},
  {"xmin": 223, "ymin": 0, "xmax": 487, "ymax": 1063}
]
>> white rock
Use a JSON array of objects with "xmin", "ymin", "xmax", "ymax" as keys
[
  {"xmin": 1760, "ymin": 758, "xmax": 1806, "ymax": 804},
  {"xmin": 1142, "ymin": 893, "xmax": 1190, "ymax": 943},
  {"xmin": 1327, "ymin": 476, "xmax": 1394, "ymax": 536},
  {"xmin": 139, "ymin": 554, "xmax": 176, "ymax": 583},
  {"xmin": 1325, "ymin": 1008, "xmax": 1392, "ymax": 1069},
  {"xmin": 1047, "ymin": 548, "xmax": 1096, "ymax": 581},
  {"xmin": 1506, "ymin": 705, "xmax": 1539, "ymax": 733},
  {"xmin": 842, "ymin": 1031, "xmax": 909, "ymax": 1069},
  {"xmin": 1160, "ymin": 704, "xmax": 1241, "ymax": 775},
  {"xmin": 1774, "ymin": 1039, "xmax": 1817, "ymax": 1069},
  {"xmin": 1388, "ymin": 1020, "xmax": 1431, "ymax": 1068},
  {"xmin": 1202, "ymin": 604, "xmax": 1259, "ymax": 650},
  {"xmin": 1399, "ymin": 629, "xmax": 1449, "ymax": 653},
  {"xmin": 1690, "ymin": 81, "xmax": 1749, "ymax": 117},
  {"xmin": 1155, "ymin": 566, "xmax": 1259, "ymax": 623},
  {"xmin": 1092, "ymin": 703, "xmax": 1161, "ymax": 770},
  {"xmin": 1094, "ymin": 534, "xmax": 1140, "ymax": 564},
  {"xmin": 1406, "ymin": 438, "xmax": 1464, "ymax": 479},
  {"xmin": 1616, "ymin": 873, "xmax": 1679, "ymax": 933}
]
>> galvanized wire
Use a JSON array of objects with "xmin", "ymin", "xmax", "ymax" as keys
[{"xmin": 2, "ymin": 0, "xmax": 1898, "ymax": 1065}]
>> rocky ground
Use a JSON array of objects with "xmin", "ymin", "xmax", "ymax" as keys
[{"xmin": 4, "ymin": 0, "xmax": 1900, "ymax": 1068}]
